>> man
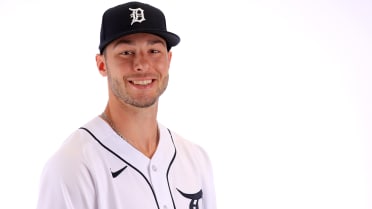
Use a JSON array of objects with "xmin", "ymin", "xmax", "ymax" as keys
[{"xmin": 36, "ymin": 1, "xmax": 217, "ymax": 209}]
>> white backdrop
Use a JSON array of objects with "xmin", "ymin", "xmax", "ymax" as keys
[{"xmin": 0, "ymin": 0, "xmax": 371, "ymax": 208}]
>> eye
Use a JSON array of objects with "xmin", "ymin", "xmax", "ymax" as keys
[
  {"xmin": 120, "ymin": 50, "xmax": 135, "ymax": 55},
  {"xmin": 150, "ymin": 49, "xmax": 161, "ymax": 54}
]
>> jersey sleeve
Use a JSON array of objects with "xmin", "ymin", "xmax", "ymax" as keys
[
  {"xmin": 173, "ymin": 131, "xmax": 218, "ymax": 209},
  {"xmin": 195, "ymin": 144, "xmax": 218, "ymax": 209},
  {"xmin": 36, "ymin": 135, "xmax": 96, "ymax": 209}
]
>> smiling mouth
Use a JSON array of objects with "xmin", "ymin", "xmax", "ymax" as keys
[{"xmin": 131, "ymin": 79, "xmax": 153, "ymax": 85}]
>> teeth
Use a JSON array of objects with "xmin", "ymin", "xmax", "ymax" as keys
[{"xmin": 132, "ymin": 80, "xmax": 152, "ymax": 85}]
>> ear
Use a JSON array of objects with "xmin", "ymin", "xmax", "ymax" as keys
[
  {"xmin": 96, "ymin": 54, "xmax": 107, "ymax": 76},
  {"xmin": 168, "ymin": 51, "xmax": 172, "ymax": 67}
]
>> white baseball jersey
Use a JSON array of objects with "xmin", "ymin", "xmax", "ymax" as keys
[{"xmin": 37, "ymin": 116, "xmax": 217, "ymax": 209}]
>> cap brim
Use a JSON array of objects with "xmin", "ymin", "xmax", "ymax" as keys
[{"xmin": 99, "ymin": 30, "xmax": 180, "ymax": 53}]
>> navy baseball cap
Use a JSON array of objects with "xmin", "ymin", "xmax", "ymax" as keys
[{"xmin": 99, "ymin": 1, "xmax": 180, "ymax": 53}]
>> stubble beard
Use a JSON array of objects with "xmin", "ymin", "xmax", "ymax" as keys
[{"xmin": 108, "ymin": 70, "xmax": 168, "ymax": 108}]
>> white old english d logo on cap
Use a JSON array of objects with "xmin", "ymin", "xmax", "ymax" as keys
[{"xmin": 129, "ymin": 8, "xmax": 146, "ymax": 25}]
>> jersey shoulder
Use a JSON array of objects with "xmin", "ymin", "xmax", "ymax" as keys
[
  {"xmin": 41, "ymin": 128, "xmax": 101, "ymax": 179},
  {"xmin": 170, "ymin": 130, "xmax": 213, "ymax": 169}
]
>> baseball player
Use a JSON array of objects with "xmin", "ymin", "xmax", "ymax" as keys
[{"xmin": 36, "ymin": 1, "xmax": 217, "ymax": 209}]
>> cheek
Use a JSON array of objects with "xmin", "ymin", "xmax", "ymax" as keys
[
  {"xmin": 112, "ymin": 60, "xmax": 131, "ymax": 70},
  {"xmin": 155, "ymin": 58, "xmax": 171, "ymax": 73},
  {"xmin": 158, "ymin": 66, "xmax": 170, "ymax": 78}
]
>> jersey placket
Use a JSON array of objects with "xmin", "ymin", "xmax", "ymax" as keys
[
  {"xmin": 147, "ymin": 126, "xmax": 177, "ymax": 209},
  {"xmin": 149, "ymin": 161, "xmax": 174, "ymax": 209}
]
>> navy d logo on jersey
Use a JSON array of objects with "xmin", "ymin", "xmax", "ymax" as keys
[
  {"xmin": 129, "ymin": 8, "xmax": 146, "ymax": 25},
  {"xmin": 177, "ymin": 189, "xmax": 203, "ymax": 209}
]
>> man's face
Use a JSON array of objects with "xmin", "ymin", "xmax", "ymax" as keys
[{"xmin": 96, "ymin": 33, "xmax": 172, "ymax": 108}]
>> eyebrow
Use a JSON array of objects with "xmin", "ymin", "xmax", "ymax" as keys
[{"xmin": 113, "ymin": 38, "xmax": 166, "ymax": 49}]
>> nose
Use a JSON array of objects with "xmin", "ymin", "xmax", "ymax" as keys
[{"xmin": 133, "ymin": 53, "xmax": 149, "ymax": 72}]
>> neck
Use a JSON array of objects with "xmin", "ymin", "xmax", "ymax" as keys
[{"xmin": 101, "ymin": 102, "xmax": 159, "ymax": 158}]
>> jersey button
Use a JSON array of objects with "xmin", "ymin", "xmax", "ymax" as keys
[
  {"xmin": 163, "ymin": 205, "xmax": 168, "ymax": 209},
  {"xmin": 151, "ymin": 165, "xmax": 157, "ymax": 172}
]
